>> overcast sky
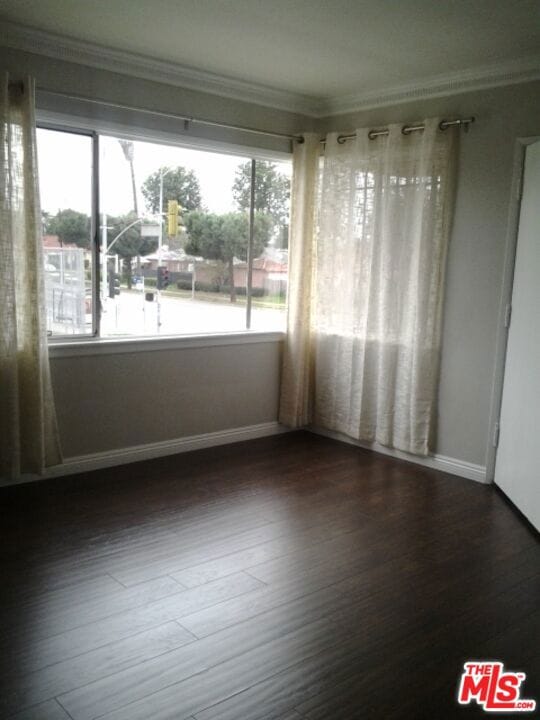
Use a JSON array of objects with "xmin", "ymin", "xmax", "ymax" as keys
[{"xmin": 37, "ymin": 128, "xmax": 291, "ymax": 218}]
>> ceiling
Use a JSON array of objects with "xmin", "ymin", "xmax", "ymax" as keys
[{"xmin": 1, "ymin": 0, "xmax": 539, "ymax": 114}]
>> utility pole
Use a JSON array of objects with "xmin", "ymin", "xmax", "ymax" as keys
[
  {"xmin": 246, "ymin": 159, "xmax": 256, "ymax": 329},
  {"xmin": 101, "ymin": 212, "xmax": 108, "ymax": 309},
  {"xmin": 157, "ymin": 172, "xmax": 164, "ymax": 331},
  {"xmin": 157, "ymin": 168, "xmax": 172, "ymax": 333}
]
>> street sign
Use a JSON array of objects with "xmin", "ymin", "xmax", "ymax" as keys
[{"xmin": 141, "ymin": 223, "xmax": 160, "ymax": 237}]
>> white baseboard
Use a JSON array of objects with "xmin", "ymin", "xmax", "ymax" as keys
[
  {"xmin": 309, "ymin": 426, "xmax": 488, "ymax": 484},
  {"xmin": 3, "ymin": 422, "xmax": 487, "ymax": 487},
  {"xmin": 5, "ymin": 422, "xmax": 288, "ymax": 486}
]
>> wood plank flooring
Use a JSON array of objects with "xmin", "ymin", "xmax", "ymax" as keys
[{"xmin": 1, "ymin": 431, "xmax": 538, "ymax": 719}]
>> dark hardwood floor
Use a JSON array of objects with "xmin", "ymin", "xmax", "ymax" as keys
[{"xmin": 1, "ymin": 431, "xmax": 538, "ymax": 720}]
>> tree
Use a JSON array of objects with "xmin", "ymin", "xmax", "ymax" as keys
[
  {"xmin": 141, "ymin": 166, "xmax": 202, "ymax": 215},
  {"xmin": 46, "ymin": 209, "xmax": 91, "ymax": 249},
  {"xmin": 118, "ymin": 139, "xmax": 139, "ymax": 216},
  {"xmin": 232, "ymin": 161, "xmax": 290, "ymax": 228},
  {"xmin": 107, "ymin": 213, "xmax": 158, "ymax": 289},
  {"xmin": 185, "ymin": 211, "xmax": 271, "ymax": 302},
  {"xmin": 41, "ymin": 210, "xmax": 52, "ymax": 234}
]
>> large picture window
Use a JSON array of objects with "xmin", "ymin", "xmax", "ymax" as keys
[{"xmin": 38, "ymin": 127, "xmax": 291, "ymax": 339}]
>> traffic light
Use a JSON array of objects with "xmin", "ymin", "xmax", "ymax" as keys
[
  {"xmin": 108, "ymin": 271, "xmax": 120, "ymax": 298},
  {"xmin": 157, "ymin": 265, "xmax": 170, "ymax": 290},
  {"xmin": 167, "ymin": 200, "xmax": 179, "ymax": 237}
]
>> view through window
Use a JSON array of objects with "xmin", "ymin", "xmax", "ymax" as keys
[
  {"xmin": 38, "ymin": 128, "xmax": 94, "ymax": 336},
  {"xmin": 37, "ymin": 128, "xmax": 291, "ymax": 338}
]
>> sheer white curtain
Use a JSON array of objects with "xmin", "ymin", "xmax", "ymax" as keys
[
  {"xmin": 281, "ymin": 118, "xmax": 458, "ymax": 456},
  {"xmin": 0, "ymin": 74, "xmax": 62, "ymax": 479},
  {"xmin": 279, "ymin": 133, "xmax": 321, "ymax": 427}
]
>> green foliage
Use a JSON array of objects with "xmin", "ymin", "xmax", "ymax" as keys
[
  {"xmin": 176, "ymin": 279, "xmax": 265, "ymax": 297},
  {"xmin": 107, "ymin": 213, "xmax": 158, "ymax": 288},
  {"xmin": 222, "ymin": 285, "xmax": 265, "ymax": 297},
  {"xmin": 184, "ymin": 211, "xmax": 271, "ymax": 263},
  {"xmin": 41, "ymin": 210, "xmax": 52, "ymax": 232},
  {"xmin": 184, "ymin": 212, "xmax": 225, "ymax": 260},
  {"xmin": 232, "ymin": 161, "xmax": 290, "ymax": 227},
  {"xmin": 184, "ymin": 211, "xmax": 271, "ymax": 302},
  {"xmin": 46, "ymin": 209, "xmax": 91, "ymax": 249},
  {"xmin": 107, "ymin": 213, "xmax": 157, "ymax": 259},
  {"xmin": 141, "ymin": 166, "xmax": 203, "ymax": 214}
]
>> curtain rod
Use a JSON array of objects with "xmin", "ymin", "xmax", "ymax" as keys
[
  {"xmin": 16, "ymin": 86, "xmax": 305, "ymax": 144},
  {"xmin": 9, "ymin": 83, "xmax": 473, "ymax": 146},
  {"xmin": 328, "ymin": 117, "xmax": 475, "ymax": 144}
]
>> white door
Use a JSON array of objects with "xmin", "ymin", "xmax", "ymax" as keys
[{"xmin": 494, "ymin": 141, "xmax": 540, "ymax": 531}]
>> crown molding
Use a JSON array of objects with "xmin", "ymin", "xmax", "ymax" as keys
[
  {"xmin": 1, "ymin": 20, "xmax": 539, "ymax": 120},
  {"xmin": 0, "ymin": 20, "xmax": 321, "ymax": 117},
  {"xmin": 319, "ymin": 54, "xmax": 540, "ymax": 117}
]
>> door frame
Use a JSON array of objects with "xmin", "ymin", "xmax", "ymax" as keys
[{"xmin": 485, "ymin": 136, "xmax": 540, "ymax": 482}]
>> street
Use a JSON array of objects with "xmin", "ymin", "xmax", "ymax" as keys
[{"xmin": 100, "ymin": 289, "xmax": 285, "ymax": 336}]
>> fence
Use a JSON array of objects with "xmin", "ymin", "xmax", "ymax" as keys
[{"xmin": 44, "ymin": 248, "xmax": 88, "ymax": 334}]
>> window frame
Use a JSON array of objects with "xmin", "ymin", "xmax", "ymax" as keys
[{"xmin": 38, "ymin": 118, "xmax": 290, "ymax": 350}]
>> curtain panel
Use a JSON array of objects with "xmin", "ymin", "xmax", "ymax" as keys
[
  {"xmin": 278, "ymin": 133, "xmax": 321, "ymax": 428},
  {"xmin": 0, "ymin": 74, "xmax": 62, "ymax": 479},
  {"xmin": 281, "ymin": 119, "xmax": 458, "ymax": 456}
]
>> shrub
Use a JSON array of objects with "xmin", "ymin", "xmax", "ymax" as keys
[
  {"xmin": 221, "ymin": 286, "xmax": 265, "ymax": 297},
  {"xmin": 175, "ymin": 280, "xmax": 266, "ymax": 297}
]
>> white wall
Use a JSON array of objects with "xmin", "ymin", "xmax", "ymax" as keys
[
  {"xmin": 318, "ymin": 81, "xmax": 540, "ymax": 468},
  {"xmin": 50, "ymin": 341, "xmax": 282, "ymax": 458}
]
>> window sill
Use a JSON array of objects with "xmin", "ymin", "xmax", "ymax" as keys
[{"xmin": 48, "ymin": 330, "xmax": 286, "ymax": 358}]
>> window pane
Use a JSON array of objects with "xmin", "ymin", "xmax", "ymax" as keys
[
  {"xmin": 249, "ymin": 159, "xmax": 290, "ymax": 332},
  {"xmin": 37, "ymin": 128, "xmax": 93, "ymax": 336},
  {"xmin": 99, "ymin": 135, "xmax": 258, "ymax": 337}
]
